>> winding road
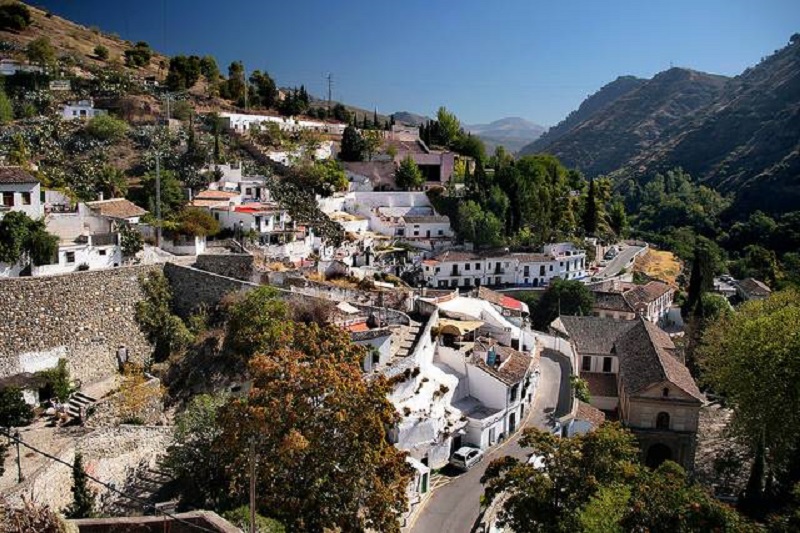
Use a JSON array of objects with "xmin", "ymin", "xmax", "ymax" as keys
[
  {"xmin": 595, "ymin": 244, "xmax": 646, "ymax": 280},
  {"xmin": 411, "ymin": 351, "xmax": 569, "ymax": 533}
]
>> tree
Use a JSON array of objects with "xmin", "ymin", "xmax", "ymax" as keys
[
  {"xmin": 0, "ymin": 87, "xmax": 14, "ymax": 125},
  {"xmin": 608, "ymin": 200, "xmax": 628, "ymax": 237},
  {"xmin": 139, "ymin": 169, "xmax": 185, "ymax": 218},
  {"xmin": 583, "ymin": 177, "xmax": 599, "ymax": 235},
  {"xmin": 0, "ymin": 498, "xmax": 72, "ymax": 532},
  {"xmin": 731, "ymin": 245, "xmax": 780, "ymax": 285},
  {"xmin": 119, "ymin": 223, "xmax": 143, "ymax": 258},
  {"xmin": 249, "ymin": 70, "xmax": 278, "ymax": 108},
  {"xmin": 85, "ymin": 114, "xmax": 129, "ymax": 142},
  {"xmin": 165, "ymin": 393, "xmax": 231, "ymax": 509},
  {"xmin": 124, "ymin": 41, "xmax": 152, "ymax": 68},
  {"xmin": 26, "ymin": 37, "xmax": 55, "ymax": 69},
  {"xmin": 214, "ymin": 321, "xmax": 411, "ymax": 531},
  {"xmin": 362, "ymin": 129, "xmax": 383, "ymax": 161},
  {"xmin": 395, "ymin": 155, "xmax": 424, "ymax": 190},
  {"xmin": 93, "ymin": 44, "xmax": 109, "ymax": 60},
  {"xmin": 338, "ymin": 125, "xmax": 364, "ymax": 162},
  {"xmin": 530, "ymin": 278, "xmax": 595, "ymax": 330},
  {"xmin": 457, "ymin": 200, "xmax": 504, "ymax": 248},
  {"xmin": 135, "ymin": 271, "xmax": 193, "ymax": 360},
  {"xmin": 293, "ymin": 159, "xmax": 348, "ymax": 197},
  {"xmin": 699, "ymin": 289, "xmax": 800, "ymax": 515},
  {"xmin": 0, "ymin": 2, "xmax": 31, "ymax": 31},
  {"xmin": 481, "ymin": 424, "xmax": 639, "ymax": 532},
  {"xmin": 687, "ymin": 241, "xmax": 717, "ymax": 313},
  {"xmin": 65, "ymin": 452, "xmax": 95, "ymax": 519},
  {"xmin": 223, "ymin": 286, "xmax": 290, "ymax": 360},
  {"xmin": 0, "ymin": 211, "xmax": 58, "ymax": 267},
  {"xmin": 223, "ymin": 506, "xmax": 286, "ymax": 532},
  {"xmin": 165, "ymin": 55, "xmax": 202, "ymax": 91},
  {"xmin": 199, "ymin": 55, "xmax": 220, "ymax": 95},
  {"xmin": 97, "ymin": 165, "xmax": 127, "ymax": 198},
  {"xmin": 174, "ymin": 208, "xmax": 221, "ymax": 237},
  {"xmin": 436, "ymin": 106, "xmax": 460, "ymax": 147},
  {"xmin": 0, "ymin": 387, "xmax": 34, "ymax": 429}
]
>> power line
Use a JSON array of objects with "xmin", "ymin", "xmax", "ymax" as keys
[{"xmin": 4, "ymin": 431, "xmax": 218, "ymax": 533}]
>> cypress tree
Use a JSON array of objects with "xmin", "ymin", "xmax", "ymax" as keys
[
  {"xmin": 373, "ymin": 108, "xmax": 378, "ymax": 130},
  {"xmin": 66, "ymin": 452, "xmax": 95, "ymax": 518},
  {"xmin": 583, "ymin": 178, "xmax": 598, "ymax": 235},
  {"xmin": 362, "ymin": 114, "xmax": 368, "ymax": 130}
]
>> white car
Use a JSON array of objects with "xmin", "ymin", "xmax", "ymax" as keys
[{"xmin": 450, "ymin": 447, "xmax": 484, "ymax": 471}]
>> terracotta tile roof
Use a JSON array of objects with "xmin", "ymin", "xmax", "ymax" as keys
[
  {"xmin": 557, "ymin": 316, "xmax": 636, "ymax": 354},
  {"xmin": 615, "ymin": 319, "xmax": 704, "ymax": 401},
  {"xmin": 593, "ymin": 291, "xmax": 634, "ymax": 313},
  {"xmin": 194, "ymin": 190, "xmax": 239, "ymax": 199},
  {"xmin": 622, "ymin": 281, "xmax": 674, "ymax": 308},
  {"xmin": 576, "ymin": 400, "xmax": 606, "ymax": 428},
  {"xmin": 477, "ymin": 286, "xmax": 525, "ymax": 312},
  {"xmin": 0, "ymin": 167, "xmax": 38, "ymax": 184},
  {"xmin": 472, "ymin": 337, "xmax": 533, "ymax": 386},
  {"xmin": 581, "ymin": 372, "xmax": 619, "ymax": 397},
  {"xmin": 737, "ymin": 278, "xmax": 771, "ymax": 298},
  {"xmin": 85, "ymin": 198, "xmax": 147, "ymax": 219},
  {"xmin": 511, "ymin": 253, "xmax": 551, "ymax": 263}
]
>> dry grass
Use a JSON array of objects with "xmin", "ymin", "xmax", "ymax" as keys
[{"xmin": 634, "ymin": 249, "xmax": 682, "ymax": 285}]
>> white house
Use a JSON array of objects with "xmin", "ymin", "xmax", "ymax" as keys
[
  {"xmin": 590, "ymin": 280, "xmax": 675, "ymax": 325},
  {"xmin": 0, "ymin": 59, "xmax": 42, "ymax": 76},
  {"xmin": 61, "ymin": 99, "xmax": 107, "ymax": 120},
  {"xmin": 422, "ymin": 243, "xmax": 587, "ymax": 289},
  {"xmin": 0, "ymin": 167, "xmax": 43, "ymax": 220},
  {"xmin": 219, "ymin": 112, "xmax": 347, "ymax": 135}
]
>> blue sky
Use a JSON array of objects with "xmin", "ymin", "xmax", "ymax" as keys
[{"xmin": 37, "ymin": 0, "xmax": 800, "ymax": 126}]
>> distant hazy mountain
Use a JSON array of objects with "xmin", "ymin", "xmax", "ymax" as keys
[
  {"xmin": 391, "ymin": 111, "xmax": 429, "ymax": 126},
  {"xmin": 466, "ymin": 117, "xmax": 546, "ymax": 153}
]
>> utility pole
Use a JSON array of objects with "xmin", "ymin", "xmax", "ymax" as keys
[
  {"xmin": 13, "ymin": 430, "xmax": 23, "ymax": 482},
  {"xmin": 249, "ymin": 436, "xmax": 256, "ymax": 533},
  {"xmin": 326, "ymin": 73, "xmax": 333, "ymax": 113},
  {"xmin": 155, "ymin": 153, "xmax": 161, "ymax": 248},
  {"xmin": 243, "ymin": 64, "xmax": 248, "ymax": 112}
]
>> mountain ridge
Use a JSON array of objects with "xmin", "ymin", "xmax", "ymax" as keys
[{"xmin": 466, "ymin": 116, "xmax": 546, "ymax": 153}]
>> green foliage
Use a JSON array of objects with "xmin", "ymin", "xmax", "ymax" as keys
[
  {"xmin": 0, "ymin": 87, "xmax": 13, "ymax": 125},
  {"xmin": 164, "ymin": 393, "xmax": 230, "ymax": 509},
  {"xmin": 223, "ymin": 507, "xmax": 286, "ymax": 533},
  {"xmin": 293, "ymin": 159, "xmax": 348, "ymax": 197},
  {"xmin": 85, "ymin": 113, "xmax": 129, "ymax": 142},
  {"xmin": 583, "ymin": 177, "xmax": 599, "ymax": 235},
  {"xmin": 699, "ymin": 289, "xmax": 800, "ymax": 511},
  {"xmin": 65, "ymin": 452, "xmax": 95, "ymax": 519},
  {"xmin": 224, "ymin": 286, "xmax": 290, "ymax": 359},
  {"xmin": 436, "ymin": 106, "xmax": 461, "ymax": 147},
  {"xmin": 175, "ymin": 208, "xmax": 220, "ymax": 237},
  {"xmin": 139, "ymin": 169, "xmax": 186, "ymax": 219},
  {"xmin": 395, "ymin": 155, "xmax": 424, "ymax": 190},
  {"xmin": 25, "ymin": 37, "xmax": 56, "ymax": 67},
  {"xmin": 0, "ymin": 2, "xmax": 32, "ymax": 31},
  {"xmin": 570, "ymin": 375, "xmax": 591, "ymax": 403},
  {"xmin": 119, "ymin": 223, "xmax": 143, "ymax": 257},
  {"xmin": 457, "ymin": 200, "xmax": 504, "ymax": 247},
  {"xmin": 36, "ymin": 359, "xmax": 73, "ymax": 402},
  {"xmin": 0, "ymin": 386, "xmax": 34, "ymax": 428},
  {"xmin": 165, "ymin": 55, "xmax": 202, "ymax": 91},
  {"xmin": 0, "ymin": 211, "xmax": 58, "ymax": 266},
  {"xmin": 339, "ymin": 125, "xmax": 364, "ymax": 162},
  {"xmin": 249, "ymin": 70, "xmax": 278, "ymax": 108},
  {"xmin": 731, "ymin": 244, "xmax": 780, "ymax": 285},
  {"xmin": 579, "ymin": 484, "xmax": 629, "ymax": 533},
  {"xmin": 93, "ymin": 44, "xmax": 109, "ymax": 60},
  {"xmin": 96, "ymin": 164, "xmax": 128, "ymax": 198},
  {"xmin": 124, "ymin": 41, "xmax": 152, "ymax": 68},
  {"xmin": 530, "ymin": 278, "xmax": 595, "ymax": 330},
  {"xmin": 135, "ymin": 271, "xmax": 193, "ymax": 360},
  {"xmin": 362, "ymin": 129, "xmax": 383, "ymax": 161}
]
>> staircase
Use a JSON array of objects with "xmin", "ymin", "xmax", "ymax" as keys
[
  {"xmin": 65, "ymin": 391, "xmax": 96, "ymax": 420},
  {"xmin": 395, "ymin": 320, "xmax": 422, "ymax": 358}
]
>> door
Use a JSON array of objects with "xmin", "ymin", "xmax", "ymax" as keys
[{"xmin": 509, "ymin": 412, "xmax": 517, "ymax": 433}]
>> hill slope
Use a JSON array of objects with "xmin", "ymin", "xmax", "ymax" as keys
[
  {"xmin": 466, "ymin": 117, "xmax": 545, "ymax": 153},
  {"xmin": 522, "ymin": 68, "xmax": 729, "ymax": 176},
  {"xmin": 520, "ymin": 75, "xmax": 646, "ymax": 154},
  {"xmin": 622, "ymin": 39, "xmax": 800, "ymax": 214}
]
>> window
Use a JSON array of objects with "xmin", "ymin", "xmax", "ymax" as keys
[
  {"xmin": 510, "ymin": 384, "xmax": 519, "ymax": 403},
  {"xmin": 99, "ymin": 249, "xmax": 107, "ymax": 256},
  {"xmin": 413, "ymin": 231, "xmax": 419, "ymax": 236},
  {"xmin": 465, "ymin": 263, "xmax": 471, "ymax": 271},
  {"xmin": 437, "ymin": 229, "xmax": 443, "ymax": 236},
  {"xmin": 65, "ymin": 251, "xmax": 75, "ymax": 264},
  {"xmin": 662, "ymin": 387, "xmax": 670, "ymax": 397},
  {"xmin": 372, "ymin": 350, "xmax": 380, "ymax": 365},
  {"xmin": 464, "ymin": 278, "xmax": 471, "ymax": 287},
  {"xmin": 1, "ymin": 192, "xmax": 13, "ymax": 207},
  {"xmin": 602, "ymin": 357, "xmax": 613, "ymax": 373},
  {"xmin": 655, "ymin": 412, "xmax": 670, "ymax": 429},
  {"xmin": 540, "ymin": 265, "xmax": 545, "ymax": 276},
  {"xmin": 21, "ymin": 192, "xmax": 31, "ymax": 205},
  {"xmin": 475, "ymin": 262, "xmax": 480, "ymax": 270},
  {"xmin": 582, "ymin": 356, "xmax": 592, "ymax": 372},
  {"xmin": 549, "ymin": 265, "xmax": 553, "ymax": 271}
]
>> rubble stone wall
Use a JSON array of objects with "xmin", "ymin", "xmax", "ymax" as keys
[
  {"xmin": 0, "ymin": 265, "xmax": 162, "ymax": 384},
  {"xmin": 163, "ymin": 262, "xmax": 257, "ymax": 318},
  {"xmin": 194, "ymin": 253, "xmax": 254, "ymax": 282}
]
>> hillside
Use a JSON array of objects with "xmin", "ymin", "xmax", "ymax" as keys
[
  {"xmin": 622, "ymin": 38, "xmax": 800, "ymax": 214},
  {"xmin": 391, "ymin": 111, "xmax": 429, "ymax": 126},
  {"xmin": 520, "ymin": 75, "xmax": 646, "ymax": 154},
  {"xmin": 522, "ymin": 68, "xmax": 729, "ymax": 176},
  {"xmin": 0, "ymin": 2, "xmax": 167, "ymax": 78},
  {"xmin": 466, "ymin": 117, "xmax": 545, "ymax": 153}
]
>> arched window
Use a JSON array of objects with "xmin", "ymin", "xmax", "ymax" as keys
[{"xmin": 655, "ymin": 412, "xmax": 670, "ymax": 429}]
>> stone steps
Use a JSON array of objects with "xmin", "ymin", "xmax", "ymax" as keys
[{"xmin": 65, "ymin": 392, "xmax": 96, "ymax": 419}]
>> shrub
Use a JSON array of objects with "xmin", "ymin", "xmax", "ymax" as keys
[
  {"xmin": 223, "ymin": 506, "xmax": 285, "ymax": 533},
  {"xmin": 175, "ymin": 208, "xmax": 220, "ymax": 237},
  {"xmin": 0, "ymin": 2, "xmax": 31, "ymax": 31},
  {"xmin": 124, "ymin": 41, "xmax": 152, "ymax": 68},
  {"xmin": 93, "ymin": 44, "xmax": 109, "ymax": 60},
  {"xmin": 85, "ymin": 113, "xmax": 129, "ymax": 141},
  {"xmin": 0, "ymin": 386, "xmax": 34, "ymax": 428},
  {"xmin": 36, "ymin": 359, "xmax": 73, "ymax": 402}
]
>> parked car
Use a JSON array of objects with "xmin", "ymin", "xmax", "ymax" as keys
[{"xmin": 450, "ymin": 446, "xmax": 484, "ymax": 471}]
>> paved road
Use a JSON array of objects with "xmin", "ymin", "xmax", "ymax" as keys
[
  {"xmin": 411, "ymin": 352, "xmax": 566, "ymax": 533},
  {"xmin": 596, "ymin": 245, "xmax": 645, "ymax": 279}
]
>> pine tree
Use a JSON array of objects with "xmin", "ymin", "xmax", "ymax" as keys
[
  {"xmin": 66, "ymin": 452, "xmax": 95, "ymax": 518},
  {"xmin": 583, "ymin": 178, "xmax": 598, "ymax": 235}
]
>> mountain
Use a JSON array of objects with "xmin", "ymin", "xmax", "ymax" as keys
[
  {"xmin": 466, "ymin": 117, "xmax": 546, "ymax": 153},
  {"xmin": 521, "ymin": 75, "xmax": 646, "ymax": 154},
  {"xmin": 520, "ymin": 68, "xmax": 730, "ymax": 176},
  {"xmin": 391, "ymin": 111, "xmax": 430, "ymax": 126}
]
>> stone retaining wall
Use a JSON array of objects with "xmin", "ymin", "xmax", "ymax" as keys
[
  {"xmin": 163, "ymin": 262, "xmax": 257, "ymax": 318},
  {"xmin": 0, "ymin": 265, "xmax": 161, "ymax": 383},
  {"xmin": 194, "ymin": 253, "xmax": 255, "ymax": 282}
]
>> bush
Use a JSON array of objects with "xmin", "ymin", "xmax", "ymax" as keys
[
  {"xmin": 0, "ymin": 386, "xmax": 34, "ymax": 428},
  {"xmin": 85, "ymin": 113, "xmax": 129, "ymax": 141},
  {"xmin": 36, "ymin": 359, "xmax": 73, "ymax": 402},
  {"xmin": 223, "ymin": 506, "xmax": 285, "ymax": 533},
  {"xmin": 94, "ymin": 44, "xmax": 109, "ymax": 60},
  {"xmin": 175, "ymin": 208, "xmax": 220, "ymax": 237},
  {"xmin": 0, "ymin": 2, "xmax": 31, "ymax": 31},
  {"xmin": 124, "ymin": 41, "xmax": 152, "ymax": 68}
]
